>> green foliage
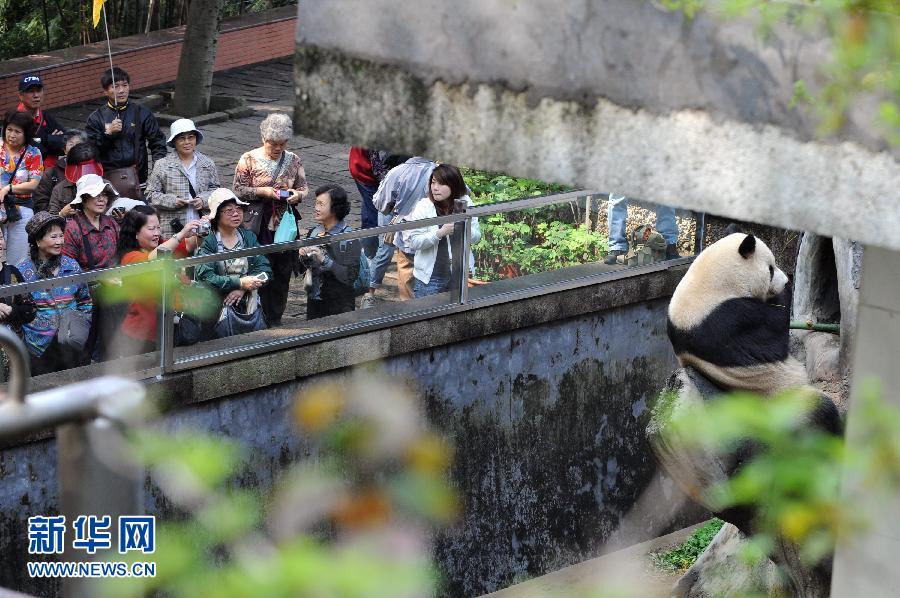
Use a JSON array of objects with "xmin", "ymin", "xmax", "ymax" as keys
[
  {"xmin": 103, "ymin": 374, "xmax": 455, "ymax": 598},
  {"xmin": 653, "ymin": 518, "xmax": 726, "ymax": 572},
  {"xmin": 460, "ymin": 168, "xmax": 607, "ymax": 281},
  {"xmin": 0, "ymin": 0, "xmax": 299, "ymax": 61}
]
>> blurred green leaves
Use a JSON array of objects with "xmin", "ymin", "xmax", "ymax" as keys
[
  {"xmin": 661, "ymin": 380, "xmax": 899, "ymax": 569},
  {"xmin": 103, "ymin": 372, "xmax": 455, "ymax": 598}
]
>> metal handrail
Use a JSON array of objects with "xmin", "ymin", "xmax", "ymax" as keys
[
  {"xmin": 0, "ymin": 190, "xmax": 598, "ymax": 299},
  {"xmin": 0, "ymin": 188, "xmax": 700, "ymax": 377}
]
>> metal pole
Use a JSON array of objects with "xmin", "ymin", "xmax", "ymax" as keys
[
  {"xmin": 59, "ymin": 417, "xmax": 144, "ymax": 598},
  {"xmin": 449, "ymin": 221, "xmax": 466, "ymax": 304},
  {"xmin": 0, "ymin": 327, "xmax": 29, "ymax": 403},
  {"xmin": 459, "ymin": 217, "xmax": 472, "ymax": 305},
  {"xmin": 157, "ymin": 253, "xmax": 175, "ymax": 374},
  {"xmin": 694, "ymin": 212, "xmax": 706, "ymax": 254}
]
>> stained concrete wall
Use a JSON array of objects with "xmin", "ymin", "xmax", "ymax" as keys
[
  {"xmin": 293, "ymin": 0, "xmax": 900, "ymax": 251},
  {"xmin": 0, "ymin": 268, "xmax": 703, "ymax": 597}
]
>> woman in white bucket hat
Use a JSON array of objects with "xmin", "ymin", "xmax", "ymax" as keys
[{"xmin": 145, "ymin": 118, "xmax": 220, "ymax": 238}]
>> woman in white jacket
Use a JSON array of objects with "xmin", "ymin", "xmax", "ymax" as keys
[{"xmin": 405, "ymin": 164, "xmax": 481, "ymax": 298}]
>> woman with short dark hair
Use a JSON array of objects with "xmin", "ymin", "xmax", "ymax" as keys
[
  {"xmin": 297, "ymin": 185, "xmax": 359, "ymax": 320},
  {"xmin": 1, "ymin": 110, "xmax": 44, "ymax": 267}
]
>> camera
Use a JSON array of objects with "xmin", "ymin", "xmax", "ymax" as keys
[
  {"xmin": 197, "ymin": 220, "xmax": 211, "ymax": 236},
  {"xmin": 277, "ymin": 189, "xmax": 291, "ymax": 200},
  {"xmin": 255, "ymin": 272, "xmax": 269, "ymax": 282}
]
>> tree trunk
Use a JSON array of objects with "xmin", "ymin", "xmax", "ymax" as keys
[
  {"xmin": 172, "ymin": 0, "xmax": 226, "ymax": 117},
  {"xmin": 145, "ymin": 0, "xmax": 157, "ymax": 33}
]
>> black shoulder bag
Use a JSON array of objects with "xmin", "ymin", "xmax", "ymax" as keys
[{"xmin": 3, "ymin": 150, "xmax": 27, "ymax": 223}]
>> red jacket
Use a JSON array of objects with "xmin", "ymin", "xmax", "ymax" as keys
[{"xmin": 349, "ymin": 147, "xmax": 377, "ymax": 187}]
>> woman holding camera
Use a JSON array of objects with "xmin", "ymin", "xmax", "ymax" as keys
[
  {"xmin": 194, "ymin": 188, "xmax": 272, "ymax": 337},
  {"xmin": 298, "ymin": 185, "xmax": 358, "ymax": 320},
  {"xmin": 233, "ymin": 113, "xmax": 307, "ymax": 326},
  {"xmin": 405, "ymin": 164, "xmax": 480, "ymax": 298},
  {"xmin": 146, "ymin": 118, "xmax": 220, "ymax": 238},
  {"xmin": 114, "ymin": 204, "xmax": 205, "ymax": 355}
]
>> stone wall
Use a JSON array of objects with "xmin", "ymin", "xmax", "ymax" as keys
[{"xmin": 0, "ymin": 268, "xmax": 704, "ymax": 597}]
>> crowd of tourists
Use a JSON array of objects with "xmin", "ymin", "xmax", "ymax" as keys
[{"xmin": 1, "ymin": 67, "xmax": 480, "ymax": 377}]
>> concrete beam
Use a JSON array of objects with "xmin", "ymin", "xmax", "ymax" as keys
[{"xmin": 294, "ymin": 0, "xmax": 900, "ymax": 250}]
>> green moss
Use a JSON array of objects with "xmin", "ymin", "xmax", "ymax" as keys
[{"xmin": 652, "ymin": 518, "xmax": 725, "ymax": 572}]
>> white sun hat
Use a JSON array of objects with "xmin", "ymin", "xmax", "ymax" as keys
[
  {"xmin": 207, "ymin": 188, "xmax": 249, "ymax": 220},
  {"xmin": 71, "ymin": 173, "xmax": 119, "ymax": 205},
  {"xmin": 167, "ymin": 118, "xmax": 204, "ymax": 146}
]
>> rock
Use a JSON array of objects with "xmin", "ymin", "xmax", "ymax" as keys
[{"xmin": 673, "ymin": 523, "xmax": 786, "ymax": 598}]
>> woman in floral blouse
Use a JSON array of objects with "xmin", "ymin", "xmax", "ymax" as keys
[
  {"xmin": 232, "ymin": 112, "xmax": 308, "ymax": 326},
  {"xmin": 0, "ymin": 110, "xmax": 44, "ymax": 268}
]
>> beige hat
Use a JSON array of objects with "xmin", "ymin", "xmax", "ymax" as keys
[
  {"xmin": 72, "ymin": 173, "xmax": 118, "ymax": 205},
  {"xmin": 208, "ymin": 188, "xmax": 249, "ymax": 220}
]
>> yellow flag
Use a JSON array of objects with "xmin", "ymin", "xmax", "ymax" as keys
[{"xmin": 92, "ymin": 0, "xmax": 106, "ymax": 28}]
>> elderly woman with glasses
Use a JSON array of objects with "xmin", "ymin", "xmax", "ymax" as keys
[
  {"xmin": 146, "ymin": 118, "xmax": 220, "ymax": 238},
  {"xmin": 232, "ymin": 112, "xmax": 308, "ymax": 327}
]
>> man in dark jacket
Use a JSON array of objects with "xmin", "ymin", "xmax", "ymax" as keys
[
  {"xmin": 16, "ymin": 74, "xmax": 67, "ymax": 170},
  {"xmin": 85, "ymin": 67, "xmax": 166, "ymax": 196}
]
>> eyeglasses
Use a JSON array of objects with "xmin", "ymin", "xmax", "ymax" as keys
[{"xmin": 220, "ymin": 207, "xmax": 243, "ymax": 216}]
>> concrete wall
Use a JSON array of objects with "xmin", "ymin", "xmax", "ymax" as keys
[
  {"xmin": 0, "ymin": 6, "xmax": 296, "ymax": 110},
  {"xmin": 293, "ymin": 0, "xmax": 900, "ymax": 251},
  {"xmin": 0, "ymin": 268, "xmax": 703, "ymax": 597}
]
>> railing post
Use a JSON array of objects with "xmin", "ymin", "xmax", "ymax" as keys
[
  {"xmin": 694, "ymin": 212, "xmax": 706, "ymax": 254},
  {"xmin": 157, "ymin": 254, "xmax": 175, "ymax": 374},
  {"xmin": 59, "ymin": 417, "xmax": 145, "ymax": 598},
  {"xmin": 449, "ymin": 219, "xmax": 468, "ymax": 304}
]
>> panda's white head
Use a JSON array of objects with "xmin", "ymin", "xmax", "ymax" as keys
[{"xmin": 669, "ymin": 233, "xmax": 789, "ymax": 328}]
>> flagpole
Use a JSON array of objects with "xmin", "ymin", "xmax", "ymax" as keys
[{"xmin": 100, "ymin": 3, "xmax": 118, "ymax": 110}]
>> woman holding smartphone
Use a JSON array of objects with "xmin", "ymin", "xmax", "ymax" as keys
[{"xmin": 194, "ymin": 188, "xmax": 272, "ymax": 338}]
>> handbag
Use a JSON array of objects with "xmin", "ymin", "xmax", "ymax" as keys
[
  {"xmin": 273, "ymin": 205, "xmax": 298, "ymax": 243},
  {"xmin": 244, "ymin": 151, "xmax": 287, "ymax": 235},
  {"xmin": 56, "ymin": 308, "xmax": 91, "ymax": 352},
  {"xmin": 174, "ymin": 312, "xmax": 202, "ymax": 346},
  {"xmin": 3, "ymin": 150, "xmax": 28, "ymax": 223},
  {"xmin": 105, "ymin": 165, "xmax": 142, "ymax": 200},
  {"xmin": 214, "ymin": 291, "xmax": 266, "ymax": 338}
]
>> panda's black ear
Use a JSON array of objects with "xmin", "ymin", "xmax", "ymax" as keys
[{"xmin": 738, "ymin": 234, "xmax": 756, "ymax": 259}]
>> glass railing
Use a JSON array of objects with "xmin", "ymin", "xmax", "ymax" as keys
[{"xmin": 0, "ymin": 191, "xmax": 703, "ymax": 382}]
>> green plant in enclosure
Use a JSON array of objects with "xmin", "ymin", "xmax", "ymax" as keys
[
  {"xmin": 652, "ymin": 518, "xmax": 726, "ymax": 572},
  {"xmin": 460, "ymin": 167, "xmax": 608, "ymax": 281},
  {"xmin": 102, "ymin": 372, "xmax": 457, "ymax": 598}
]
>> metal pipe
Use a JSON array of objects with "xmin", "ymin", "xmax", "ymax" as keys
[
  {"xmin": 0, "ymin": 326, "xmax": 29, "ymax": 403},
  {"xmin": 0, "ymin": 376, "xmax": 145, "ymax": 440}
]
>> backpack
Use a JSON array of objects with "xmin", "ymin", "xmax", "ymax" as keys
[
  {"xmin": 309, "ymin": 225, "xmax": 371, "ymax": 296},
  {"xmin": 625, "ymin": 223, "xmax": 668, "ymax": 266}
]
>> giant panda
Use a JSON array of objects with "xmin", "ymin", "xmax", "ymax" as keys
[{"xmin": 667, "ymin": 232, "xmax": 808, "ymax": 395}]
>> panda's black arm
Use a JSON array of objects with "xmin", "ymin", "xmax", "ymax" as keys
[{"xmin": 670, "ymin": 298, "xmax": 791, "ymax": 368}]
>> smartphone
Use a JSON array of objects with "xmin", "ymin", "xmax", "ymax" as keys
[
  {"xmin": 277, "ymin": 190, "xmax": 291, "ymax": 200},
  {"xmin": 256, "ymin": 272, "xmax": 269, "ymax": 282}
]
